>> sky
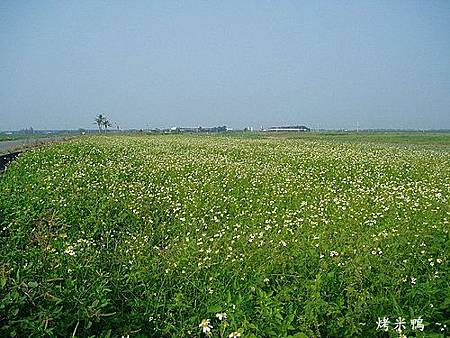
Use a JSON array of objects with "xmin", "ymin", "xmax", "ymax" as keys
[{"xmin": 1, "ymin": 1, "xmax": 450, "ymax": 131}]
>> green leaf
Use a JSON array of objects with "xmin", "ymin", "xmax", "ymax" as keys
[
  {"xmin": 287, "ymin": 333, "xmax": 308, "ymax": 338},
  {"xmin": 28, "ymin": 281, "xmax": 38, "ymax": 288},
  {"xmin": 207, "ymin": 305, "xmax": 222, "ymax": 313}
]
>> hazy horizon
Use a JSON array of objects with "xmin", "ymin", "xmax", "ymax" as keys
[{"xmin": 1, "ymin": 1, "xmax": 450, "ymax": 131}]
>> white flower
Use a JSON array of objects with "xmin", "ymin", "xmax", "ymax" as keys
[
  {"xmin": 216, "ymin": 312, "xmax": 227, "ymax": 321},
  {"xmin": 64, "ymin": 246, "xmax": 76, "ymax": 256},
  {"xmin": 229, "ymin": 332, "xmax": 241, "ymax": 338},
  {"xmin": 330, "ymin": 250, "xmax": 339, "ymax": 257},
  {"xmin": 199, "ymin": 319, "xmax": 212, "ymax": 333}
]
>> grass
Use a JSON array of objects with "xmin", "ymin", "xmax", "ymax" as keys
[{"xmin": 0, "ymin": 134, "xmax": 449, "ymax": 337}]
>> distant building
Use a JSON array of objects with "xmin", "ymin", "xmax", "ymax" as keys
[{"xmin": 267, "ymin": 125, "xmax": 310, "ymax": 132}]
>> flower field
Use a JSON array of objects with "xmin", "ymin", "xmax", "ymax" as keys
[{"xmin": 0, "ymin": 134, "xmax": 449, "ymax": 337}]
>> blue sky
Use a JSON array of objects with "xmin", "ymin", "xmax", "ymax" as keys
[{"xmin": 1, "ymin": 1, "xmax": 450, "ymax": 130}]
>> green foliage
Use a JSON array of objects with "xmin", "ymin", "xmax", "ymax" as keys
[{"xmin": 0, "ymin": 134, "xmax": 449, "ymax": 337}]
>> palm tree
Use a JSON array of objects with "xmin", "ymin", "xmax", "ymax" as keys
[
  {"xmin": 102, "ymin": 119, "xmax": 112, "ymax": 132},
  {"xmin": 95, "ymin": 114, "xmax": 105, "ymax": 133}
]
